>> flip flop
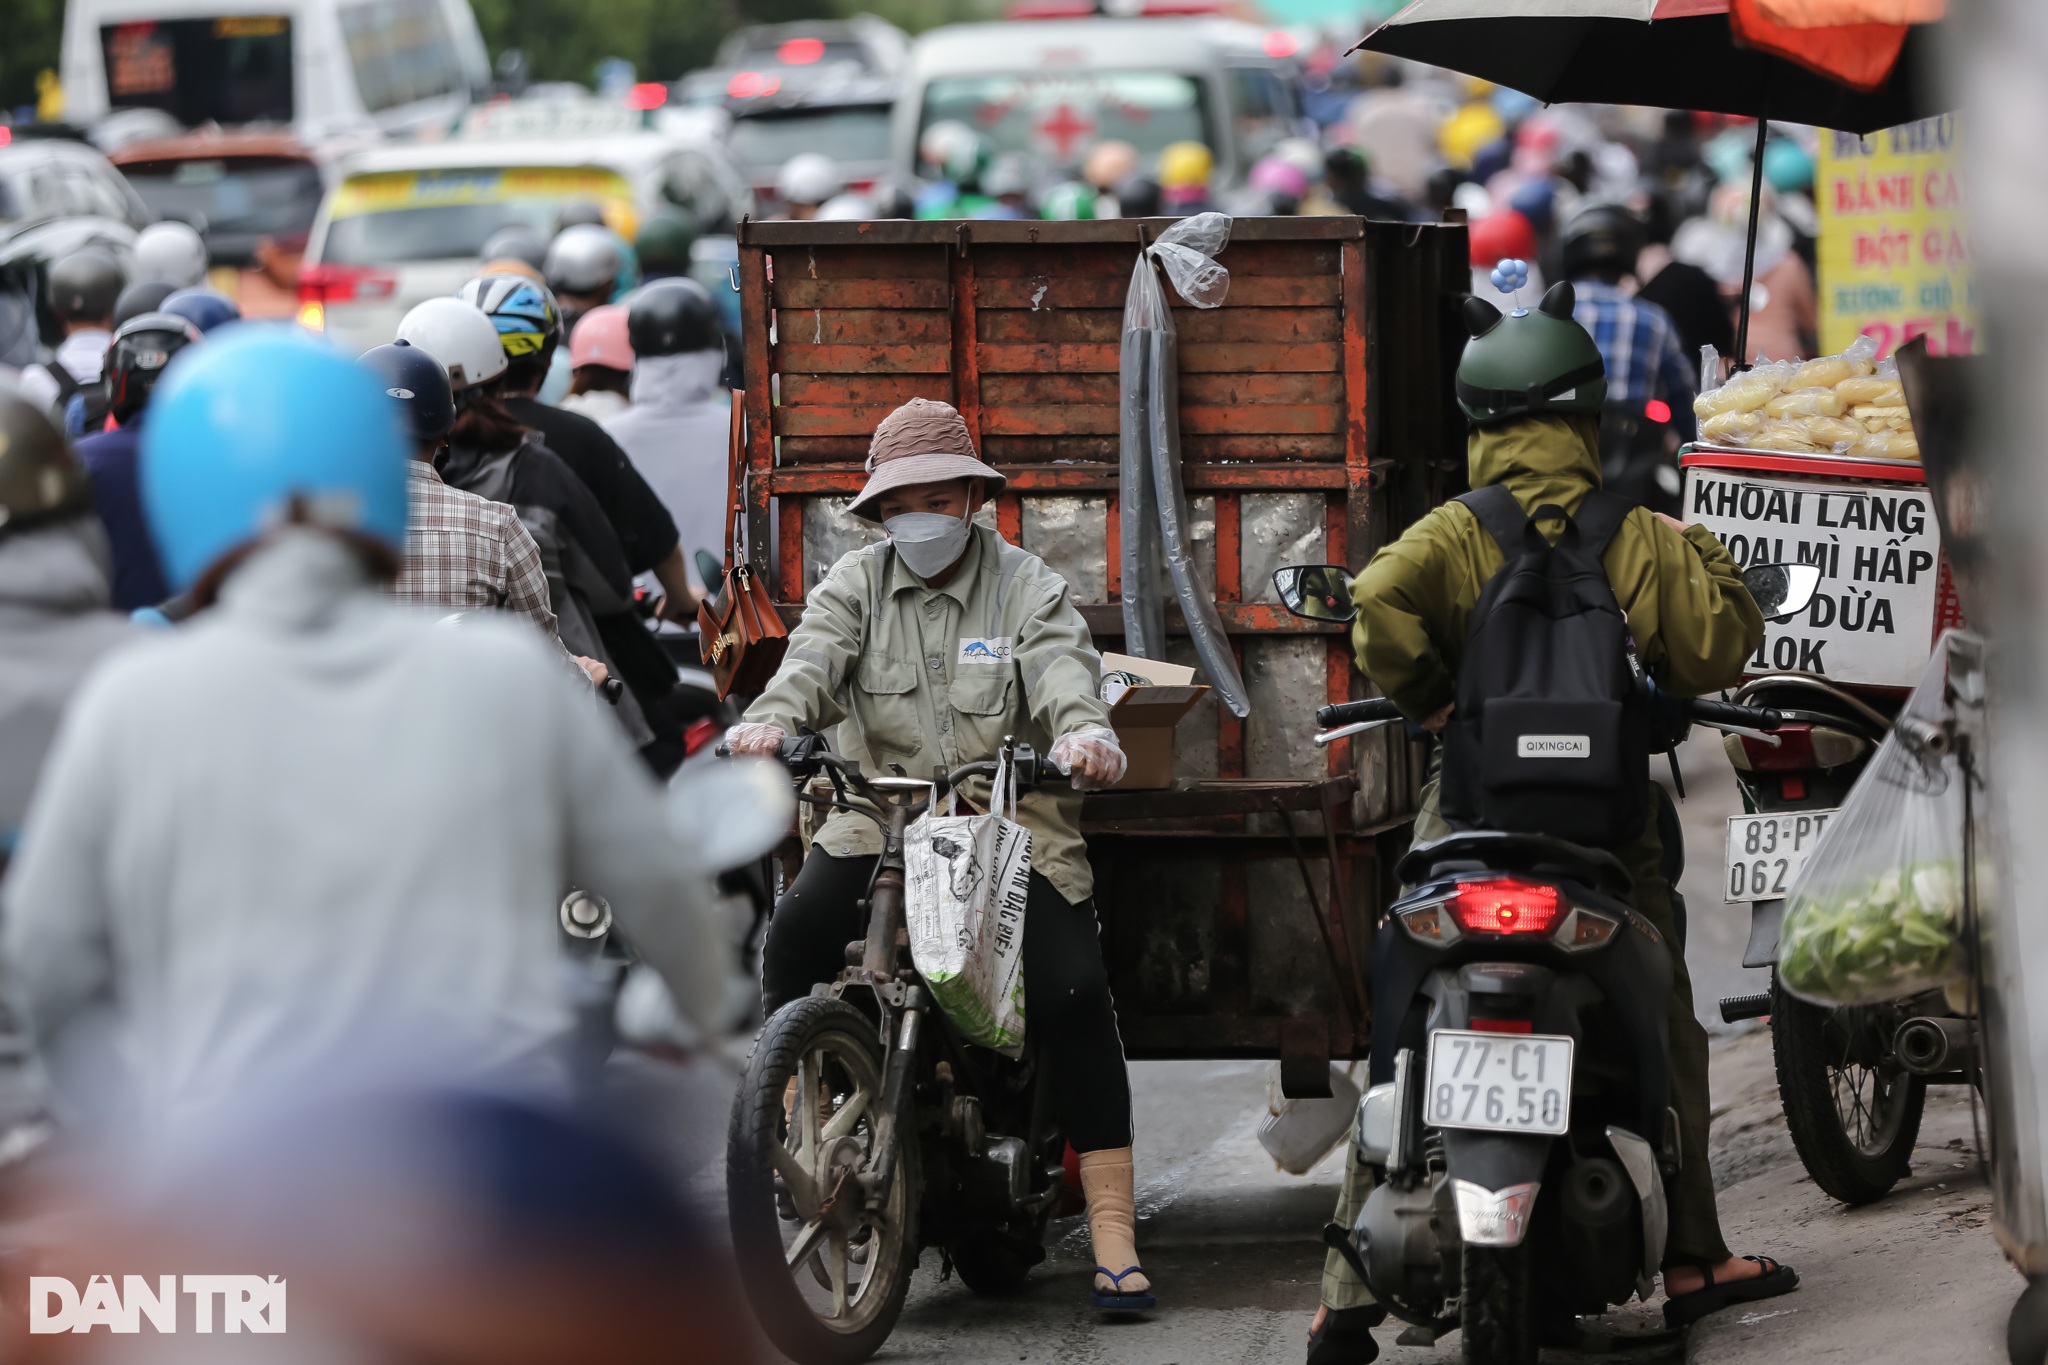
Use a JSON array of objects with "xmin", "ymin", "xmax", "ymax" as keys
[
  {"xmin": 1092, "ymin": 1265, "xmax": 1156, "ymax": 1312},
  {"xmin": 1663, "ymin": 1256, "xmax": 1799, "ymax": 1328}
]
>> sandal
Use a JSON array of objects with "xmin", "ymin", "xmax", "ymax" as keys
[
  {"xmin": 1662, "ymin": 1256, "xmax": 1799, "ymax": 1328},
  {"xmin": 1092, "ymin": 1265, "xmax": 1156, "ymax": 1312}
]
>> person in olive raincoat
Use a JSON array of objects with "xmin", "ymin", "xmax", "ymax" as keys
[{"xmin": 1306, "ymin": 281, "xmax": 1792, "ymax": 1365}]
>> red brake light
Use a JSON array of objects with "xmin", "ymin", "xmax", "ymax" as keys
[
  {"xmin": 1644, "ymin": 398, "xmax": 1672, "ymax": 424},
  {"xmin": 298, "ymin": 262, "xmax": 395, "ymax": 305},
  {"xmin": 1446, "ymin": 879, "xmax": 1565, "ymax": 936},
  {"xmin": 0, "ymin": 128, "xmax": 11, "ymax": 148},
  {"xmin": 626, "ymin": 82, "xmax": 668, "ymax": 111},
  {"xmin": 778, "ymin": 37, "xmax": 825, "ymax": 64},
  {"xmin": 727, "ymin": 71, "xmax": 781, "ymax": 99},
  {"xmin": 1738, "ymin": 723, "xmax": 1817, "ymax": 772},
  {"xmin": 1262, "ymin": 30, "xmax": 1299, "ymax": 57},
  {"xmin": 1468, "ymin": 1018, "xmax": 1533, "ymax": 1034}
]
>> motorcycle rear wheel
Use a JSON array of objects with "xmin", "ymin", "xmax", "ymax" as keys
[
  {"xmin": 728, "ymin": 996, "xmax": 918, "ymax": 1365},
  {"xmin": 1770, "ymin": 975, "xmax": 1925, "ymax": 1205},
  {"xmin": 1461, "ymin": 1241, "xmax": 1537, "ymax": 1365}
]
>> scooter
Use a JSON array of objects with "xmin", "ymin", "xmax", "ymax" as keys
[{"xmin": 1274, "ymin": 559, "xmax": 1816, "ymax": 1363}]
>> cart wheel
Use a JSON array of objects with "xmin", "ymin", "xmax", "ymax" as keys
[
  {"xmin": 727, "ymin": 996, "xmax": 918, "ymax": 1365},
  {"xmin": 1461, "ymin": 1240, "xmax": 1538, "ymax": 1365},
  {"xmin": 2009, "ymin": 1275, "xmax": 2048, "ymax": 1365},
  {"xmin": 1770, "ymin": 974, "xmax": 1925, "ymax": 1205}
]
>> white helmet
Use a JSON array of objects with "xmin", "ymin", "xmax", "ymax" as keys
[
  {"xmin": 776, "ymin": 153, "xmax": 844, "ymax": 209},
  {"xmin": 815, "ymin": 192, "xmax": 875, "ymax": 221},
  {"xmin": 1274, "ymin": 137, "xmax": 1326, "ymax": 181},
  {"xmin": 395, "ymin": 297, "xmax": 508, "ymax": 391},
  {"xmin": 133, "ymin": 221, "xmax": 208, "ymax": 288},
  {"xmin": 544, "ymin": 224, "xmax": 623, "ymax": 296}
]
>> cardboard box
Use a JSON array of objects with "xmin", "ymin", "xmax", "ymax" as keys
[{"xmin": 1099, "ymin": 652, "xmax": 1212, "ymax": 790}]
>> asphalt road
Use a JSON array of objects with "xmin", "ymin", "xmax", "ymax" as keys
[{"xmin": 622, "ymin": 727, "xmax": 2015, "ymax": 1363}]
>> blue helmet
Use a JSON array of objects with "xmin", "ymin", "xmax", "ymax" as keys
[
  {"xmin": 457, "ymin": 273, "xmax": 561, "ymax": 360},
  {"xmin": 161, "ymin": 286, "xmax": 242, "ymax": 334},
  {"xmin": 359, "ymin": 338, "xmax": 456, "ymax": 443},
  {"xmin": 141, "ymin": 327, "xmax": 410, "ymax": 591}
]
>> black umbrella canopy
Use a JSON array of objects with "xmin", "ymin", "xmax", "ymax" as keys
[{"xmin": 1358, "ymin": 1, "xmax": 1943, "ymax": 135}]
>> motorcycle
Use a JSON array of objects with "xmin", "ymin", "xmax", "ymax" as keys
[
  {"xmin": 1712, "ymin": 665, "xmax": 1976, "ymax": 1204},
  {"xmin": 1274, "ymin": 558, "xmax": 1816, "ymax": 1362},
  {"xmin": 722, "ymin": 734, "xmax": 1070, "ymax": 1365}
]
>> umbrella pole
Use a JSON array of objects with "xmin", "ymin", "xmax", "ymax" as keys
[{"xmin": 1733, "ymin": 116, "xmax": 1770, "ymax": 370}]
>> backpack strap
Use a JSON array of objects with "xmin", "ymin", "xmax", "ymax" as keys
[
  {"xmin": 1569, "ymin": 489, "xmax": 1633, "ymax": 561},
  {"xmin": 1454, "ymin": 484, "xmax": 1529, "ymax": 561}
]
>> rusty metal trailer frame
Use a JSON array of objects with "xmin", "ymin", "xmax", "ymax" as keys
[{"xmin": 735, "ymin": 216, "xmax": 1468, "ymax": 1087}]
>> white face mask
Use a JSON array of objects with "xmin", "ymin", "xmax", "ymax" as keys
[{"xmin": 884, "ymin": 511, "xmax": 973, "ymax": 578}]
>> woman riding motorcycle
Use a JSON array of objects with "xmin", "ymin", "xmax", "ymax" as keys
[
  {"xmin": 724, "ymin": 397, "xmax": 1155, "ymax": 1311},
  {"xmin": 1307, "ymin": 283, "xmax": 1794, "ymax": 1363}
]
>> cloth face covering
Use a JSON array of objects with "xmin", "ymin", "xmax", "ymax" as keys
[{"xmin": 885, "ymin": 512, "xmax": 972, "ymax": 579}]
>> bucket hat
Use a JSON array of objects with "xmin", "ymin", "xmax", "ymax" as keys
[{"xmin": 846, "ymin": 397, "xmax": 1005, "ymax": 522}]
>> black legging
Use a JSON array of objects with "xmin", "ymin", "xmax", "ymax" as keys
[{"xmin": 761, "ymin": 849, "xmax": 1134, "ymax": 1153}]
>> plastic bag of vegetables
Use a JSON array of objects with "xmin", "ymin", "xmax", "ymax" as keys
[{"xmin": 1778, "ymin": 647, "xmax": 1967, "ymax": 1005}]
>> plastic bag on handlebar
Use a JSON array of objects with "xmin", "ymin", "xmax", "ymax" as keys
[
  {"xmin": 903, "ymin": 750, "xmax": 1033, "ymax": 1057},
  {"xmin": 1777, "ymin": 646, "xmax": 1968, "ymax": 1005}
]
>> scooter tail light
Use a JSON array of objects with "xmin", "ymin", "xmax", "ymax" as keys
[
  {"xmin": 1557, "ymin": 907, "xmax": 1620, "ymax": 951},
  {"xmin": 1446, "ymin": 879, "xmax": 1564, "ymax": 936},
  {"xmin": 1397, "ymin": 901, "xmax": 1457, "ymax": 944}
]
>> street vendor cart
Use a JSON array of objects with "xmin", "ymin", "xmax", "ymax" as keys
[{"xmin": 730, "ymin": 216, "xmax": 1470, "ymax": 1092}]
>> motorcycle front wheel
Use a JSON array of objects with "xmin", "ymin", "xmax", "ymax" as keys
[
  {"xmin": 1770, "ymin": 975, "xmax": 1925, "ymax": 1205},
  {"xmin": 728, "ymin": 996, "xmax": 918, "ymax": 1365},
  {"xmin": 1461, "ymin": 1241, "xmax": 1537, "ymax": 1365}
]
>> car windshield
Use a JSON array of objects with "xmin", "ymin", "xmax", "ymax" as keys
[
  {"xmin": 919, "ymin": 71, "xmax": 1209, "ymax": 170},
  {"xmin": 321, "ymin": 167, "xmax": 635, "ymax": 265},
  {"xmin": 729, "ymin": 108, "xmax": 893, "ymax": 174},
  {"xmin": 118, "ymin": 156, "xmax": 323, "ymax": 239}
]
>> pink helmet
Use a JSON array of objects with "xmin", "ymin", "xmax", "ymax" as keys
[
  {"xmin": 568, "ymin": 303, "xmax": 634, "ymax": 371},
  {"xmin": 1248, "ymin": 156, "xmax": 1310, "ymax": 202}
]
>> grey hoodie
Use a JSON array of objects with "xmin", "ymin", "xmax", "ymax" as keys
[{"xmin": 0, "ymin": 519, "xmax": 132, "ymax": 847}]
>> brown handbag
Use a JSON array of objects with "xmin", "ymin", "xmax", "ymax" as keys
[{"xmin": 697, "ymin": 391, "xmax": 789, "ymax": 698}]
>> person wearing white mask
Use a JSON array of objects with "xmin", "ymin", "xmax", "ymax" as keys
[{"xmin": 723, "ymin": 396, "xmax": 1152, "ymax": 1314}]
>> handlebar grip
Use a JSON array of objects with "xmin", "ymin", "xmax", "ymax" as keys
[
  {"xmin": 1690, "ymin": 698, "xmax": 1784, "ymax": 731},
  {"xmin": 1316, "ymin": 698, "xmax": 1403, "ymax": 729}
]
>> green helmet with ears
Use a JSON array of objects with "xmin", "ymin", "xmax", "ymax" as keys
[{"xmin": 1455, "ymin": 280, "xmax": 1607, "ymax": 425}]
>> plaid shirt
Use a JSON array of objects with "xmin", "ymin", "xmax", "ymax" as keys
[
  {"xmin": 392, "ymin": 462, "xmax": 558, "ymax": 638},
  {"xmin": 1571, "ymin": 281, "xmax": 1696, "ymax": 413}
]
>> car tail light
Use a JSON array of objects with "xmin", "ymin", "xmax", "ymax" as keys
[
  {"xmin": 777, "ymin": 36, "xmax": 825, "ymax": 64},
  {"xmin": 298, "ymin": 262, "xmax": 396, "ymax": 308},
  {"xmin": 1446, "ymin": 879, "xmax": 1564, "ymax": 936}
]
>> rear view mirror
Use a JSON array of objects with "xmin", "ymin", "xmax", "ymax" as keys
[
  {"xmin": 1743, "ymin": 562, "xmax": 1823, "ymax": 622},
  {"xmin": 1274, "ymin": 565, "xmax": 1358, "ymax": 624}
]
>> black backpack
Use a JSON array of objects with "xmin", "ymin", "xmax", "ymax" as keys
[
  {"xmin": 1438, "ymin": 484, "xmax": 1648, "ymax": 848},
  {"xmin": 45, "ymin": 364, "xmax": 112, "ymax": 437}
]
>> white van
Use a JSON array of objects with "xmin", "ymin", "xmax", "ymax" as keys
[
  {"xmin": 60, "ymin": 0, "xmax": 490, "ymax": 142},
  {"xmin": 893, "ymin": 18, "xmax": 1300, "ymax": 188}
]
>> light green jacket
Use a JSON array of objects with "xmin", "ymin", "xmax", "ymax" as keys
[{"xmin": 744, "ymin": 525, "xmax": 1111, "ymax": 905}]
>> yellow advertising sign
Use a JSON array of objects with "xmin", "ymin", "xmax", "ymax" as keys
[
  {"xmin": 1817, "ymin": 114, "xmax": 1974, "ymax": 358},
  {"xmin": 329, "ymin": 167, "xmax": 632, "ymax": 220}
]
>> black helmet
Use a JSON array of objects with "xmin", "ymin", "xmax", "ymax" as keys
[
  {"xmin": 359, "ymin": 339, "xmax": 456, "ymax": 444},
  {"xmin": 106, "ymin": 311, "xmax": 204, "ymax": 422},
  {"xmin": 626, "ymin": 278, "xmax": 720, "ymax": 357},
  {"xmin": 0, "ymin": 385, "xmax": 90, "ymax": 541},
  {"xmin": 113, "ymin": 278, "xmax": 178, "ymax": 328},
  {"xmin": 1561, "ymin": 202, "xmax": 1647, "ymax": 282},
  {"xmin": 480, "ymin": 226, "xmax": 548, "ymax": 272},
  {"xmin": 48, "ymin": 251, "xmax": 125, "ymax": 324}
]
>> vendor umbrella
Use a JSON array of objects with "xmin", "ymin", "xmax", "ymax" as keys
[
  {"xmin": 1355, "ymin": 0, "xmax": 1940, "ymax": 134},
  {"xmin": 1357, "ymin": 0, "xmax": 1949, "ymax": 363}
]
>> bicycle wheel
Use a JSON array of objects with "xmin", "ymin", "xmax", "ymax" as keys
[
  {"xmin": 728, "ymin": 996, "xmax": 918, "ymax": 1365},
  {"xmin": 1771, "ymin": 976, "xmax": 1925, "ymax": 1205}
]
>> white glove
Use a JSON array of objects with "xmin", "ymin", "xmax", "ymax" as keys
[
  {"xmin": 724, "ymin": 722, "xmax": 787, "ymax": 756},
  {"xmin": 1049, "ymin": 726, "xmax": 1127, "ymax": 791}
]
